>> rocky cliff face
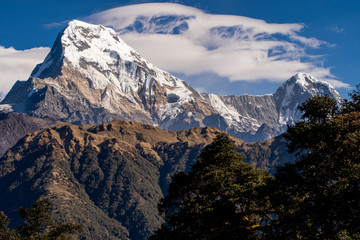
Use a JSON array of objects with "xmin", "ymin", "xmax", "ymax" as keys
[
  {"xmin": 201, "ymin": 73, "xmax": 341, "ymax": 141},
  {"xmin": 0, "ymin": 20, "xmax": 341, "ymax": 141},
  {"xmin": 0, "ymin": 120, "xmax": 292, "ymax": 240}
]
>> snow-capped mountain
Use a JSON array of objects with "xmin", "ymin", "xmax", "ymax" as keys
[
  {"xmin": 201, "ymin": 73, "xmax": 341, "ymax": 141},
  {"xmin": 0, "ymin": 20, "xmax": 341, "ymax": 141},
  {"xmin": 1, "ymin": 20, "xmax": 211, "ymax": 127},
  {"xmin": 274, "ymin": 73, "xmax": 341, "ymax": 131}
]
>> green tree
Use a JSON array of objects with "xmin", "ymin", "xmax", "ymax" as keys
[
  {"xmin": 298, "ymin": 94, "xmax": 338, "ymax": 123},
  {"xmin": 0, "ymin": 211, "xmax": 19, "ymax": 240},
  {"xmin": 342, "ymin": 84, "xmax": 360, "ymax": 113},
  {"xmin": 151, "ymin": 134, "xmax": 270, "ymax": 240},
  {"xmin": 265, "ymin": 95, "xmax": 360, "ymax": 239},
  {"xmin": 17, "ymin": 199, "xmax": 82, "ymax": 240}
]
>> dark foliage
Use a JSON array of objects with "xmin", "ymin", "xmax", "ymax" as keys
[
  {"xmin": 151, "ymin": 134, "xmax": 270, "ymax": 240},
  {"xmin": 265, "ymin": 94, "xmax": 360, "ymax": 239},
  {"xmin": 0, "ymin": 211, "xmax": 18, "ymax": 240},
  {"xmin": 342, "ymin": 84, "xmax": 360, "ymax": 113},
  {"xmin": 0, "ymin": 199, "xmax": 82, "ymax": 240},
  {"xmin": 298, "ymin": 94, "xmax": 338, "ymax": 123}
]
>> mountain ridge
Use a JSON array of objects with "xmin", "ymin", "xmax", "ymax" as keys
[{"xmin": 0, "ymin": 119, "xmax": 292, "ymax": 240}]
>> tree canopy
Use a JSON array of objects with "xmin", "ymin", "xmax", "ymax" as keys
[
  {"xmin": 0, "ymin": 211, "xmax": 17, "ymax": 240},
  {"xmin": 265, "ymin": 94, "xmax": 360, "ymax": 239},
  {"xmin": 0, "ymin": 199, "xmax": 82, "ymax": 240},
  {"xmin": 342, "ymin": 84, "xmax": 360, "ymax": 113},
  {"xmin": 150, "ymin": 134, "xmax": 270, "ymax": 240}
]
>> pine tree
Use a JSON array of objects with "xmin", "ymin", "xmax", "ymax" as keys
[
  {"xmin": 17, "ymin": 199, "xmax": 82, "ymax": 240},
  {"xmin": 342, "ymin": 84, "xmax": 360, "ymax": 113},
  {"xmin": 151, "ymin": 134, "xmax": 270, "ymax": 240},
  {"xmin": 265, "ymin": 95, "xmax": 360, "ymax": 239},
  {"xmin": 0, "ymin": 199, "xmax": 82, "ymax": 240},
  {"xmin": 0, "ymin": 211, "xmax": 18, "ymax": 240},
  {"xmin": 298, "ymin": 94, "xmax": 338, "ymax": 123}
]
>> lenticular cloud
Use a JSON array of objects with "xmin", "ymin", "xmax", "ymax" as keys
[{"xmin": 86, "ymin": 3, "xmax": 347, "ymax": 88}]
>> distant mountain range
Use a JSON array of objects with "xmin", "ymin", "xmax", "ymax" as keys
[{"xmin": 0, "ymin": 20, "xmax": 341, "ymax": 142}]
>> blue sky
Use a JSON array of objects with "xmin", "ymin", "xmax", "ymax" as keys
[{"xmin": 0, "ymin": 0, "xmax": 359, "ymax": 98}]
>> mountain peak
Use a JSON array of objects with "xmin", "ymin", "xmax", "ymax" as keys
[
  {"xmin": 4, "ymin": 20, "xmax": 197, "ymax": 127},
  {"xmin": 67, "ymin": 19, "xmax": 99, "ymax": 28},
  {"xmin": 293, "ymin": 72, "xmax": 317, "ymax": 84},
  {"xmin": 31, "ymin": 20, "xmax": 138, "ymax": 80},
  {"xmin": 274, "ymin": 73, "xmax": 341, "ymax": 128},
  {"xmin": 280, "ymin": 73, "xmax": 340, "ymax": 94},
  {"xmin": 62, "ymin": 19, "xmax": 137, "ymax": 61},
  {"xmin": 282, "ymin": 73, "xmax": 340, "ymax": 99},
  {"xmin": 29, "ymin": 20, "xmax": 189, "ymax": 97},
  {"xmin": 290, "ymin": 72, "xmax": 333, "ymax": 89}
]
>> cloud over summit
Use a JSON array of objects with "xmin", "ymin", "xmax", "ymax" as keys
[
  {"xmin": 0, "ymin": 3, "xmax": 349, "ymax": 99},
  {"xmin": 87, "ymin": 3, "xmax": 348, "ymax": 88}
]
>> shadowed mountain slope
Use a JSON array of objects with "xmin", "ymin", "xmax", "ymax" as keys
[
  {"xmin": 0, "ymin": 120, "xmax": 293, "ymax": 239},
  {"xmin": 0, "ymin": 111, "xmax": 62, "ymax": 157}
]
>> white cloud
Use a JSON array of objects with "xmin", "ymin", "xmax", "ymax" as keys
[
  {"xmin": 0, "ymin": 3, "xmax": 348, "ymax": 99},
  {"xmin": 0, "ymin": 46, "xmax": 50, "ymax": 98},
  {"xmin": 86, "ymin": 3, "xmax": 349, "ymax": 88},
  {"xmin": 329, "ymin": 25, "xmax": 345, "ymax": 34},
  {"xmin": 42, "ymin": 20, "xmax": 70, "ymax": 29}
]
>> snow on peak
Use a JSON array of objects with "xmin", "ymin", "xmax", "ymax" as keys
[
  {"xmin": 293, "ymin": 73, "xmax": 314, "ymax": 88},
  {"xmin": 31, "ymin": 20, "xmax": 138, "ymax": 80},
  {"xmin": 289, "ymin": 73, "xmax": 338, "ymax": 92},
  {"xmin": 28, "ymin": 19, "xmax": 195, "ymax": 121},
  {"xmin": 281, "ymin": 73, "xmax": 340, "ymax": 101},
  {"xmin": 62, "ymin": 20, "xmax": 137, "ymax": 67},
  {"xmin": 275, "ymin": 73, "xmax": 342, "ymax": 127},
  {"xmin": 278, "ymin": 73, "xmax": 339, "ymax": 98},
  {"xmin": 31, "ymin": 20, "xmax": 192, "ymax": 98}
]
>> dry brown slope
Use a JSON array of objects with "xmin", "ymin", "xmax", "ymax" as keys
[
  {"xmin": 0, "ymin": 120, "xmax": 237, "ymax": 240},
  {"xmin": 0, "ymin": 120, "xmax": 293, "ymax": 239}
]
